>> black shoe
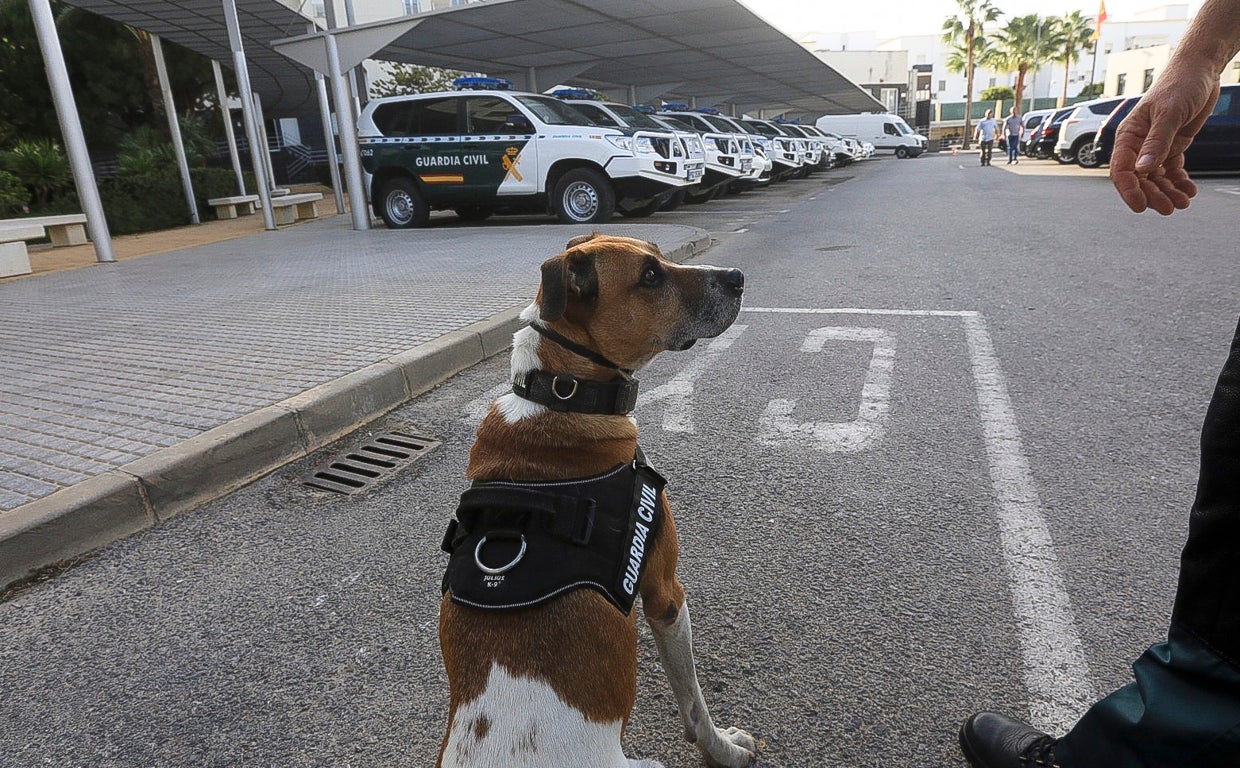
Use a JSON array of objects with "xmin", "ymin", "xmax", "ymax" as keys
[{"xmin": 959, "ymin": 712, "xmax": 1061, "ymax": 768}]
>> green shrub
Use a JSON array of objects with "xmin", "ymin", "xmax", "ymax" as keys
[
  {"xmin": 980, "ymin": 85, "xmax": 1015, "ymax": 103},
  {"xmin": 2, "ymin": 139, "xmax": 71, "ymax": 206},
  {"xmin": 0, "ymin": 169, "xmax": 29, "ymax": 213}
]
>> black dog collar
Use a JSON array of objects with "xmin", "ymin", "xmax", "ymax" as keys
[{"xmin": 513, "ymin": 370, "xmax": 639, "ymax": 415}]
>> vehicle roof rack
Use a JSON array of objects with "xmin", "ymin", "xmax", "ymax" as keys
[{"xmin": 453, "ymin": 76, "xmax": 513, "ymax": 91}]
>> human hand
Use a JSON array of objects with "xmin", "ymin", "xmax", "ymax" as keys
[{"xmin": 1110, "ymin": 66, "xmax": 1220, "ymax": 215}]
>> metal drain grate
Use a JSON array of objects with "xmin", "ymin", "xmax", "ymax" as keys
[{"xmin": 303, "ymin": 430, "xmax": 441, "ymax": 495}]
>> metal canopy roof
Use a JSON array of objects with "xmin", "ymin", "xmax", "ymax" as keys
[
  {"xmin": 63, "ymin": 0, "xmax": 324, "ymax": 115},
  {"xmin": 272, "ymin": 0, "xmax": 884, "ymax": 118}
]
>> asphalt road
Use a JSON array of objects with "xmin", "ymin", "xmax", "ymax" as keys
[{"xmin": 2, "ymin": 155, "xmax": 1238, "ymax": 768}]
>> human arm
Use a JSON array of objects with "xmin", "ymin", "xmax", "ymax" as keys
[{"xmin": 1110, "ymin": 0, "xmax": 1240, "ymax": 214}]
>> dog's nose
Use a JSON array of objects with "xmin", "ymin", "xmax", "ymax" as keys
[{"xmin": 721, "ymin": 268, "xmax": 745, "ymax": 296}]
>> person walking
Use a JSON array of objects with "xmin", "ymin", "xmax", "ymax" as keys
[
  {"xmin": 975, "ymin": 109, "xmax": 999, "ymax": 166},
  {"xmin": 1003, "ymin": 106, "xmax": 1022, "ymax": 164},
  {"xmin": 959, "ymin": 0, "xmax": 1240, "ymax": 765}
]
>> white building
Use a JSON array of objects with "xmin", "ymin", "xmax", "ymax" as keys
[{"xmin": 865, "ymin": 3, "xmax": 1191, "ymax": 108}]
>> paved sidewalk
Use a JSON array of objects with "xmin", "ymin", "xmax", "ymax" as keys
[{"xmin": 0, "ymin": 214, "xmax": 711, "ymax": 588}]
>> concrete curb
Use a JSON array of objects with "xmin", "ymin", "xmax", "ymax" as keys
[{"xmin": 0, "ymin": 228, "xmax": 712, "ymax": 591}]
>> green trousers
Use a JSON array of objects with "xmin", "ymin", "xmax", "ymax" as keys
[{"xmin": 1057, "ymin": 318, "xmax": 1240, "ymax": 767}]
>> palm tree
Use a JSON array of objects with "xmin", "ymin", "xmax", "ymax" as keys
[
  {"xmin": 1054, "ymin": 11, "xmax": 1095, "ymax": 106},
  {"xmin": 984, "ymin": 14, "xmax": 1061, "ymax": 112},
  {"xmin": 942, "ymin": 0, "xmax": 1002, "ymax": 149}
]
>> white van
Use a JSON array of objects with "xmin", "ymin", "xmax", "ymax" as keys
[{"xmin": 814, "ymin": 113, "xmax": 927, "ymax": 158}]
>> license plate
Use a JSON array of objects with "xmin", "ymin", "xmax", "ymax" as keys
[{"xmin": 687, "ymin": 168, "xmax": 702, "ymax": 182}]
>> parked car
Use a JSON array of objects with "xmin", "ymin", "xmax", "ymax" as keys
[
  {"xmin": 815, "ymin": 130, "xmax": 856, "ymax": 166},
  {"xmin": 648, "ymin": 106, "xmax": 756, "ymax": 198},
  {"xmin": 357, "ymin": 77, "xmax": 698, "ymax": 227},
  {"xmin": 686, "ymin": 112, "xmax": 772, "ymax": 188},
  {"xmin": 815, "ymin": 113, "xmax": 927, "ymax": 157},
  {"xmin": 1055, "ymin": 96, "xmax": 1127, "ymax": 167},
  {"xmin": 1018, "ymin": 108, "xmax": 1056, "ymax": 156},
  {"xmin": 1091, "ymin": 96, "xmax": 1138, "ymax": 167},
  {"xmin": 551, "ymin": 90, "xmax": 706, "ymax": 214},
  {"xmin": 1030, "ymin": 107, "xmax": 1075, "ymax": 160},
  {"xmin": 781, "ymin": 124, "xmax": 835, "ymax": 170},
  {"xmin": 1095, "ymin": 83, "xmax": 1240, "ymax": 171}
]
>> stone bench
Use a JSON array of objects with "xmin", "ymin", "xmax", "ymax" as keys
[
  {"xmin": 0, "ymin": 214, "xmax": 89, "ymax": 278},
  {"xmin": 270, "ymin": 192, "xmax": 323, "ymax": 226},
  {"xmin": 1, "ymin": 213, "xmax": 88, "ymax": 246},
  {"xmin": 206, "ymin": 194, "xmax": 260, "ymax": 219},
  {"xmin": 0, "ymin": 224, "xmax": 44, "ymax": 278}
]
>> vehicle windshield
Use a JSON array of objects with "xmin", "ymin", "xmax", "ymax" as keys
[
  {"xmin": 895, "ymin": 121, "xmax": 913, "ymax": 135},
  {"xmin": 606, "ymin": 104, "xmax": 668, "ymax": 131},
  {"xmin": 700, "ymin": 114, "xmax": 739, "ymax": 133},
  {"xmin": 655, "ymin": 115, "xmax": 697, "ymax": 132},
  {"xmin": 739, "ymin": 120, "xmax": 779, "ymax": 137},
  {"xmin": 514, "ymin": 95, "xmax": 596, "ymax": 126}
]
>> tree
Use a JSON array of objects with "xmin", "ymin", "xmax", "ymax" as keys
[
  {"xmin": 0, "ymin": 0, "xmax": 216, "ymax": 153},
  {"xmin": 983, "ymin": 14, "xmax": 1061, "ymax": 112},
  {"xmin": 942, "ymin": 0, "xmax": 1002, "ymax": 149},
  {"xmin": 1054, "ymin": 11, "xmax": 1095, "ymax": 105},
  {"xmin": 370, "ymin": 63, "xmax": 473, "ymax": 97}
]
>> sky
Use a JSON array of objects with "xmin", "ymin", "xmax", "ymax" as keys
[{"xmin": 738, "ymin": 0, "xmax": 1203, "ymax": 42}]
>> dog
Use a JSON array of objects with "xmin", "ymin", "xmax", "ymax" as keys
[{"xmin": 436, "ymin": 233, "xmax": 755, "ymax": 768}]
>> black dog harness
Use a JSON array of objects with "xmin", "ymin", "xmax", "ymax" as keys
[{"xmin": 441, "ymin": 450, "xmax": 666, "ymax": 614}]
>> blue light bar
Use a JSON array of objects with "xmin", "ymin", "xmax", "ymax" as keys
[
  {"xmin": 695, "ymin": 107, "xmax": 722, "ymax": 115},
  {"xmin": 549, "ymin": 87, "xmax": 598, "ymax": 100},
  {"xmin": 630, "ymin": 105, "xmax": 655, "ymax": 113},
  {"xmin": 454, "ymin": 76, "xmax": 513, "ymax": 91},
  {"xmin": 661, "ymin": 102, "xmax": 690, "ymax": 111}
]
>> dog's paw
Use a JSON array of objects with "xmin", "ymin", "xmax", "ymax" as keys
[{"xmin": 701, "ymin": 726, "xmax": 757, "ymax": 767}]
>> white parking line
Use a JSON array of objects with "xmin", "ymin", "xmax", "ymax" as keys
[{"xmin": 743, "ymin": 306, "xmax": 1095, "ymax": 732}]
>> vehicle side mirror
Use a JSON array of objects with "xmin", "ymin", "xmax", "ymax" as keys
[{"xmin": 504, "ymin": 114, "xmax": 534, "ymax": 133}]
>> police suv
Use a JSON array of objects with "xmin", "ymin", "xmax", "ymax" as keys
[
  {"xmin": 357, "ymin": 78, "xmax": 700, "ymax": 227},
  {"xmin": 550, "ymin": 90, "xmax": 705, "ymax": 216}
]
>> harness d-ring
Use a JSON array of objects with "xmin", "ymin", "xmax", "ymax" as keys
[
  {"xmin": 474, "ymin": 535, "xmax": 527, "ymax": 575},
  {"xmin": 550, "ymin": 375, "xmax": 579, "ymax": 401}
]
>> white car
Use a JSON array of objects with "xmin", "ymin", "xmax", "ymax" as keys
[{"xmin": 1054, "ymin": 96, "xmax": 1128, "ymax": 167}]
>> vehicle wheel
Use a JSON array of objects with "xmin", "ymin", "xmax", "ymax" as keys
[
  {"xmin": 1055, "ymin": 151, "xmax": 1074, "ymax": 165},
  {"xmin": 453, "ymin": 205, "xmax": 492, "ymax": 222},
  {"xmin": 378, "ymin": 177, "xmax": 429, "ymax": 229},
  {"xmin": 1076, "ymin": 140, "xmax": 1100, "ymax": 168},
  {"xmin": 617, "ymin": 198, "xmax": 660, "ymax": 218},
  {"xmin": 658, "ymin": 190, "xmax": 685, "ymax": 212},
  {"xmin": 895, "ymin": 146, "xmax": 909, "ymax": 159},
  {"xmin": 684, "ymin": 185, "xmax": 714, "ymax": 204},
  {"xmin": 551, "ymin": 168, "xmax": 614, "ymax": 224}
]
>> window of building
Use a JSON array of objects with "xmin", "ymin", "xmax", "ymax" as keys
[
  {"xmin": 1116, "ymin": 73, "xmax": 1127, "ymax": 95},
  {"xmin": 402, "ymin": 0, "xmax": 418, "ymax": 13},
  {"xmin": 938, "ymin": 80, "xmax": 946, "ymax": 92},
  {"xmin": 988, "ymin": 77, "xmax": 996, "ymax": 88},
  {"xmin": 1143, "ymin": 68, "xmax": 1154, "ymax": 91}
]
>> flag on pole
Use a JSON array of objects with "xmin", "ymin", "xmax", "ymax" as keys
[{"xmin": 1090, "ymin": 0, "xmax": 1108, "ymax": 43}]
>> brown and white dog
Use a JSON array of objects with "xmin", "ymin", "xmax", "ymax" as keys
[{"xmin": 436, "ymin": 233, "xmax": 756, "ymax": 768}]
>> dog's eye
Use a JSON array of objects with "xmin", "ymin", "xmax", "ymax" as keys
[{"xmin": 639, "ymin": 265, "xmax": 664, "ymax": 288}]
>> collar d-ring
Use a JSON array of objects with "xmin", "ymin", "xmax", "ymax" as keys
[{"xmin": 551, "ymin": 375, "xmax": 579, "ymax": 401}]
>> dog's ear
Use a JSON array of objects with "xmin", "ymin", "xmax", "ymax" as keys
[
  {"xmin": 538, "ymin": 250, "xmax": 598, "ymax": 321},
  {"xmin": 565, "ymin": 231, "xmax": 602, "ymax": 249}
]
